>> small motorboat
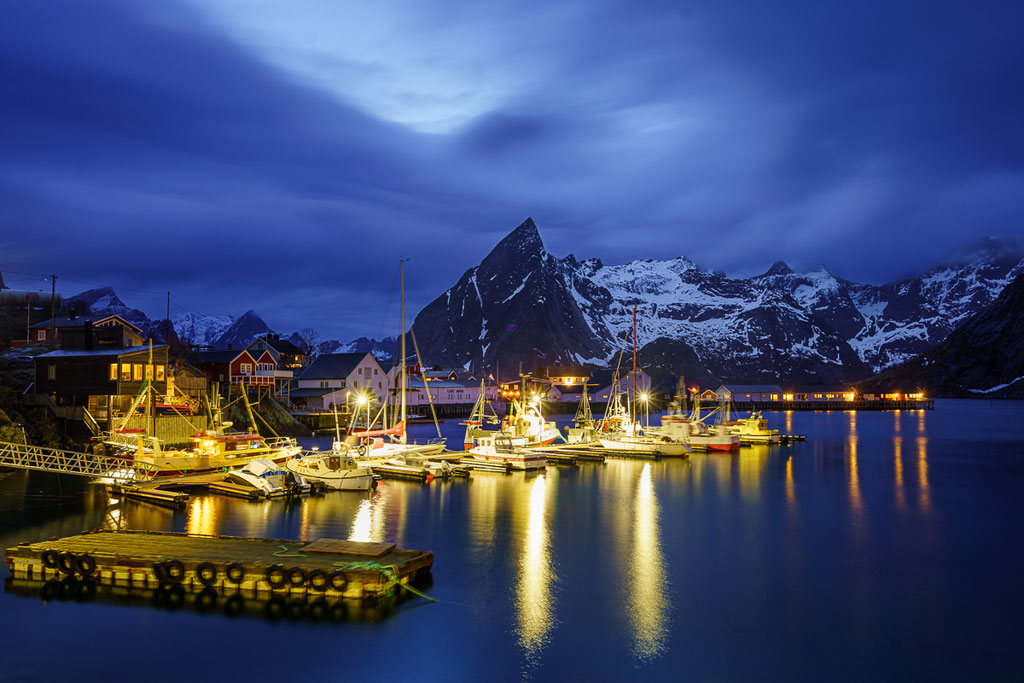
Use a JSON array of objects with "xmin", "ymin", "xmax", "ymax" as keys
[
  {"xmin": 285, "ymin": 451, "xmax": 376, "ymax": 491},
  {"xmin": 228, "ymin": 458, "xmax": 311, "ymax": 497},
  {"xmin": 467, "ymin": 434, "xmax": 546, "ymax": 470}
]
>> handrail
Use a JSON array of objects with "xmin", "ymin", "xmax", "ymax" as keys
[{"xmin": 0, "ymin": 440, "xmax": 158, "ymax": 482}]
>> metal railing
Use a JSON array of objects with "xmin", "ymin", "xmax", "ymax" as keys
[{"xmin": 0, "ymin": 440, "xmax": 158, "ymax": 482}]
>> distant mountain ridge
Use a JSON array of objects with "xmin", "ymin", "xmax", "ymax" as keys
[
  {"xmin": 408, "ymin": 219, "xmax": 1024, "ymax": 383},
  {"xmin": 861, "ymin": 271, "xmax": 1024, "ymax": 396}
]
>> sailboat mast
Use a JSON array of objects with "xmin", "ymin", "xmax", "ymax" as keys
[
  {"xmin": 632, "ymin": 304, "xmax": 637, "ymax": 424},
  {"xmin": 400, "ymin": 259, "xmax": 408, "ymax": 445}
]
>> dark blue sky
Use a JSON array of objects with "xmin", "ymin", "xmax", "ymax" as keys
[{"xmin": 2, "ymin": 0, "xmax": 1022, "ymax": 340}]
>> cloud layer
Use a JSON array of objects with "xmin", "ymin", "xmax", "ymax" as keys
[{"xmin": 2, "ymin": 0, "xmax": 1022, "ymax": 338}]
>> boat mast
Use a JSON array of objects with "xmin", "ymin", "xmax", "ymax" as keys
[
  {"xmin": 632, "ymin": 304, "xmax": 637, "ymax": 426},
  {"xmin": 400, "ymin": 258, "xmax": 407, "ymax": 445}
]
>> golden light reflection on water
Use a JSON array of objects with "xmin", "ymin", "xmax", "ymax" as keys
[
  {"xmin": 348, "ymin": 495, "xmax": 387, "ymax": 543},
  {"xmin": 516, "ymin": 475, "xmax": 553, "ymax": 655},
  {"xmin": 186, "ymin": 495, "xmax": 217, "ymax": 536},
  {"xmin": 917, "ymin": 436, "xmax": 930, "ymax": 511},
  {"xmin": 738, "ymin": 446, "xmax": 769, "ymax": 500},
  {"xmin": 785, "ymin": 456, "xmax": 796, "ymax": 509},
  {"xmin": 848, "ymin": 412, "xmax": 863, "ymax": 514},
  {"xmin": 894, "ymin": 436, "xmax": 905, "ymax": 509},
  {"xmin": 628, "ymin": 463, "xmax": 667, "ymax": 662},
  {"xmin": 785, "ymin": 410, "xmax": 793, "ymax": 433}
]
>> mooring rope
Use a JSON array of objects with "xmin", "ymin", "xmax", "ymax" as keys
[{"xmin": 332, "ymin": 559, "xmax": 439, "ymax": 603}]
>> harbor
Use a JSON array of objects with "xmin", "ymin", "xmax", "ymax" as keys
[{"xmin": 2, "ymin": 401, "xmax": 1022, "ymax": 680}]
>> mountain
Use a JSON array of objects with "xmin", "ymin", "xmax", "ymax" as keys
[
  {"xmin": 213, "ymin": 310, "xmax": 273, "ymax": 349},
  {"xmin": 409, "ymin": 218, "xmax": 615, "ymax": 371},
  {"xmin": 173, "ymin": 312, "xmax": 235, "ymax": 347},
  {"xmin": 860, "ymin": 272, "xmax": 1024, "ymax": 397},
  {"xmin": 318, "ymin": 336, "xmax": 398, "ymax": 359},
  {"xmin": 65, "ymin": 287, "xmax": 148, "ymax": 324},
  {"xmin": 408, "ymin": 220, "xmax": 1024, "ymax": 384}
]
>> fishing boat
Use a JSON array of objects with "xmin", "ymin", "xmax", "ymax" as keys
[
  {"xmin": 598, "ymin": 433, "xmax": 689, "ymax": 456},
  {"xmin": 284, "ymin": 450, "xmax": 375, "ymax": 491},
  {"xmin": 567, "ymin": 384, "xmax": 600, "ymax": 444},
  {"xmin": 726, "ymin": 411, "xmax": 782, "ymax": 444},
  {"xmin": 467, "ymin": 434, "xmax": 546, "ymax": 470},
  {"xmin": 463, "ymin": 376, "xmax": 561, "ymax": 449},
  {"xmin": 648, "ymin": 384, "xmax": 739, "ymax": 452}
]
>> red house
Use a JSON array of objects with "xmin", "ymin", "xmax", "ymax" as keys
[{"xmin": 192, "ymin": 349, "xmax": 274, "ymax": 387}]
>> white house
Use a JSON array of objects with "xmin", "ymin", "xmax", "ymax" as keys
[
  {"xmin": 290, "ymin": 352, "xmax": 387, "ymax": 411},
  {"xmin": 716, "ymin": 385, "xmax": 784, "ymax": 403}
]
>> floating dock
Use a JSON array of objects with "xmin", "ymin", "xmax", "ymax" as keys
[{"xmin": 5, "ymin": 530, "xmax": 433, "ymax": 601}]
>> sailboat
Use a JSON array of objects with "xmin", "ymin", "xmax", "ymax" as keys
[
  {"xmin": 352, "ymin": 259, "xmax": 446, "ymax": 461},
  {"xmin": 597, "ymin": 306, "xmax": 689, "ymax": 457}
]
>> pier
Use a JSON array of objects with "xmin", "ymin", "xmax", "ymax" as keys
[{"xmin": 5, "ymin": 530, "xmax": 433, "ymax": 601}]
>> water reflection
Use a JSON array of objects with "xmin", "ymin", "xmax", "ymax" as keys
[
  {"xmin": 186, "ymin": 495, "xmax": 217, "ymax": 536},
  {"xmin": 785, "ymin": 456, "xmax": 796, "ymax": 509},
  {"xmin": 893, "ymin": 436, "xmax": 906, "ymax": 509},
  {"xmin": 848, "ymin": 412, "xmax": 863, "ymax": 515},
  {"xmin": 917, "ymin": 436, "xmax": 930, "ymax": 511},
  {"xmin": 515, "ymin": 475, "xmax": 554, "ymax": 656},
  {"xmin": 785, "ymin": 410, "xmax": 793, "ymax": 434},
  {"xmin": 628, "ymin": 463, "xmax": 667, "ymax": 662}
]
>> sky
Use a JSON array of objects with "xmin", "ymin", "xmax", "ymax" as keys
[{"xmin": 1, "ymin": 0, "xmax": 1022, "ymax": 340}]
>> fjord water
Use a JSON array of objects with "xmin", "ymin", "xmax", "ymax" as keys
[{"xmin": 1, "ymin": 400, "xmax": 1022, "ymax": 681}]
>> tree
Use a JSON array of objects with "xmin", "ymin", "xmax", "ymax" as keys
[{"xmin": 296, "ymin": 328, "xmax": 320, "ymax": 362}]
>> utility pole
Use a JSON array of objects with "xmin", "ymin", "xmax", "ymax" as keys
[{"xmin": 49, "ymin": 274, "xmax": 56, "ymax": 338}]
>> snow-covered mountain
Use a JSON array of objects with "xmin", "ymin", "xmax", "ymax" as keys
[
  {"xmin": 173, "ymin": 312, "xmax": 235, "ymax": 347},
  {"xmin": 408, "ymin": 219, "xmax": 1024, "ymax": 383},
  {"xmin": 213, "ymin": 310, "xmax": 273, "ymax": 349},
  {"xmin": 318, "ymin": 336, "xmax": 398, "ymax": 359},
  {"xmin": 65, "ymin": 287, "xmax": 148, "ymax": 325}
]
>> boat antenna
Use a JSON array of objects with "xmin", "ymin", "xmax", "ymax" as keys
[
  {"xmin": 632, "ymin": 304, "xmax": 637, "ymax": 427},
  {"xmin": 400, "ymin": 258, "xmax": 408, "ymax": 445}
]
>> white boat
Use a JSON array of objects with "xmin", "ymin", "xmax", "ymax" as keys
[
  {"xmin": 228, "ymin": 458, "xmax": 310, "ymax": 496},
  {"xmin": 599, "ymin": 434, "xmax": 689, "ymax": 456},
  {"xmin": 284, "ymin": 451, "xmax": 376, "ymax": 491},
  {"xmin": 468, "ymin": 434, "xmax": 546, "ymax": 470},
  {"xmin": 727, "ymin": 411, "xmax": 782, "ymax": 443}
]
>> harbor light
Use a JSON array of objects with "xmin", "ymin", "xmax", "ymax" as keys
[
  {"xmin": 639, "ymin": 392, "xmax": 649, "ymax": 403},
  {"xmin": 357, "ymin": 394, "xmax": 368, "ymax": 406}
]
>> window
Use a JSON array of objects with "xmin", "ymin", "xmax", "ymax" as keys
[
  {"xmin": 121, "ymin": 364, "xmax": 131, "ymax": 381},
  {"xmin": 156, "ymin": 365, "xmax": 165, "ymax": 381},
  {"xmin": 321, "ymin": 381, "xmax": 328, "ymax": 388},
  {"xmin": 133, "ymin": 364, "xmax": 143, "ymax": 381},
  {"xmin": 240, "ymin": 363, "xmax": 252, "ymax": 374},
  {"xmin": 36, "ymin": 330, "xmax": 45, "ymax": 341},
  {"xmin": 47, "ymin": 364, "xmax": 56, "ymax": 380},
  {"xmin": 109, "ymin": 363, "xmax": 118, "ymax": 381},
  {"xmin": 145, "ymin": 364, "xmax": 153, "ymax": 380},
  {"xmin": 374, "ymin": 368, "xmax": 378, "ymax": 375}
]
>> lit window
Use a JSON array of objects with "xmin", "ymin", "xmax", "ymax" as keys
[
  {"xmin": 133, "ymin": 364, "xmax": 143, "ymax": 381},
  {"xmin": 145, "ymin": 365, "xmax": 153, "ymax": 380},
  {"xmin": 156, "ymin": 365, "xmax": 165, "ymax": 381},
  {"xmin": 109, "ymin": 363, "xmax": 118, "ymax": 381},
  {"xmin": 37, "ymin": 330, "xmax": 45, "ymax": 340},
  {"xmin": 121, "ymin": 364, "xmax": 132, "ymax": 381},
  {"xmin": 47, "ymin": 364, "xmax": 56, "ymax": 380},
  {"xmin": 240, "ymin": 363, "xmax": 252, "ymax": 374}
]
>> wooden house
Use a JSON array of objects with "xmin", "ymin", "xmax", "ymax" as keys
[
  {"xmin": 192, "ymin": 349, "xmax": 275, "ymax": 388},
  {"xmin": 291, "ymin": 352, "xmax": 387, "ymax": 411},
  {"xmin": 30, "ymin": 314, "xmax": 144, "ymax": 347}
]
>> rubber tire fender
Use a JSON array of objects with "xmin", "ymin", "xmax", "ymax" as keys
[
  {"xmin": 286, "ymin": 566, "xmax": 306, "ymax": 588},
  {"xmin": 307, "ymin": 568, "xmax": 329, "ymax": 592},
  {"xmin": 357, "ymin": 444, "xmax": 367, "ymax": 456},
  {"xmin": 195, "ymin": 561, "xmax": 218, "ymax": 587},
  {"xmin": 226, "ymin": 562, "xmax": 245, "ymax": 585},
  {"xmin": 75, "ymin": 553, "xmax": 97, "ymax": 577},
  {"xmin": 163, "ymin": 559, "xmax": 185, "ymax": 585},
  {"xmin": 265, "ymin": 564, "xmax": 287, "ymax": 590},
  {"xmin": 57, "ymin": 552, "xmax": 77, "ymax": 575},
  {"xmin": 41, "ymin": 549, "xmax": 60, "ymax": 569},
  {"xmin": 328, "ymin": 569, "xmax": 348, "ymax": 593}
]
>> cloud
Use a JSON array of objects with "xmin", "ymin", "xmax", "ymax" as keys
[{"xmin": 2, "ymin": 0, "xmax": 1023, "ymax": 338}]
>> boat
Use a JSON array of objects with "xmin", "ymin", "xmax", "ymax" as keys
[
  {"xmin": 467, "ymin": 434, "xmax": 545, "ymax": 470},
  {"xmin": 463, "ymin": 376, "xmax": 561, "ymax": 450},
  {"xmin": 284, "ymin": 450, "xmax": 376, "ymax": 491},
  {"xmin": 726, "ymin": 410, "xmax": 782, "ymax": 444},
  {"xmin": 648, "ymin": 383, "xmax": 740, "ymax": 452},
  {"xmin": 598, "ymin": 434, "xmax": 689, "ymax": 456},
  {"xmin": 103, "ymin": 381, "xmax": 302, "ymax": 477},
  {"xmin": 228, "ymin": 457, "xmax": 310, "ymax": 496},
  {"xmin": 566, "ymin": 384, "xmax": 600, "ymax": 444}
]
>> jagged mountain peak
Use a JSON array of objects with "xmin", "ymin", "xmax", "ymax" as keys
[
  {"xmin": 762, "ymin": 260, "xmax": 795, "ymax": 277},
  {"xmin": 482, "ymin": 217, "xmax": 546, "ymax": 266},
  {"xmin": 944, "ymin": 234, "xmax": 1024, "ymax": 268}
]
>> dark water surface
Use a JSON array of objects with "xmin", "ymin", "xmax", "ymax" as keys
[{"xmin": 2, "ymin": 400, "xmax": 1023, "ymax": 681}]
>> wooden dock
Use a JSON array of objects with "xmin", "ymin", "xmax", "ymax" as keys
[{"xmin": 5, "ymin": 530, "xmax": 433, "ymax": 601}]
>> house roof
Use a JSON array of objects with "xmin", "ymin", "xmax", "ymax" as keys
[
  {"xmin": 542, "ymin": 365, "xmax": 590, "ymax": 378},
  {"xmin": 37, "ymin": 345, "xmax": 167, "ymax": 359},
  {"xmin": 31, "ymin": 314, "xmax": 143, "ymax": 334},
  {"xmin": 288, "ymin": 387, "xmax": 343, "ymax": 398},
  {"xmin": 251, "ymin": 335, "xmax": 303, "ymax": 355},
  {"xmin": 297, "ymin": 352, "xmax": 374, "ymax": 381},
  {"xmin": 791, "ymin": 385, "xmax": 854, "ymax": 393},
  {"xmin": 193, "ymin": 349, "xmax": 251, "ymax": 364},
  {"xmin": 719, "ymin": 384, "xmax": 784, "ymax": 393}
]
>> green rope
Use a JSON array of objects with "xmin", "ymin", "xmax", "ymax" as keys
[
  {"xmin": 332, "ymin": 560, "xmax": 439, "ymax": 603},
  {"xmin": 272, "ymin": 544, "xmax": 308, "ymax": 558}
]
